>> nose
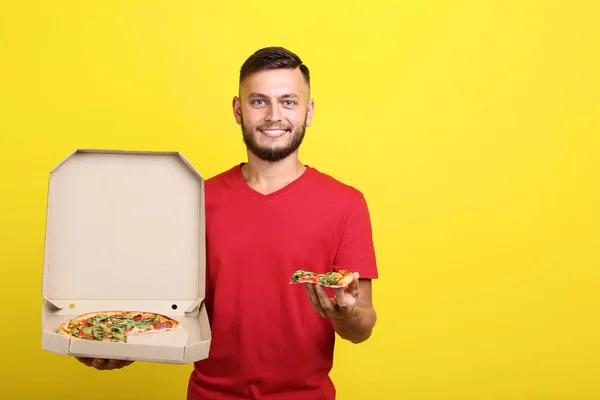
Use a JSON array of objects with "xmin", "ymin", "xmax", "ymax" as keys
[{"xmin": 265, "ymin": 103, "xmax": 283, "ymax": 121}]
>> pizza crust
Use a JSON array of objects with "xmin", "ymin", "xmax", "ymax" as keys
[{"xmin": 334, "ymin": 270, "xmax": 355, "ymax": 287}]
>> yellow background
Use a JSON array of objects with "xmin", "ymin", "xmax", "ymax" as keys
[{"xmin": 1, "ymin": 1, "xmax": 599, "ymax": 399}]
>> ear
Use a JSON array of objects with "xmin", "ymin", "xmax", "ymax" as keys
[
  {"xmin": 232, "ymin": 96, "xmax": 242, "ymax": 125},
  {"xmin": 305, "ymin": 98, "xmax": 315, "ymax": 127}
]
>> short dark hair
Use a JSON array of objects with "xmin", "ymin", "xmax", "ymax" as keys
[{"xmin": 239, "ymin": 46, "xmax": 310, "ymax": 88}]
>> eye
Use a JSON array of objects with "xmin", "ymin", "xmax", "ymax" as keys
[
  {"xmin": 253, "ymin": 100, "xmax": 265, "ymax": 106},
  {"xmin": 283, "ymin": 100, "xmax": 297, "ymax": 106}
]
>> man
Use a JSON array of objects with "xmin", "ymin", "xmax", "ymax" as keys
[{"xmin": 77, "ymin": 46, "xmax": 379, "ymax": 400}]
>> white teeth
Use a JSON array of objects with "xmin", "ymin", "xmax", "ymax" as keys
[{"xmin": 260, "ymin": 129, "xmax": 288, "ymax": 137}]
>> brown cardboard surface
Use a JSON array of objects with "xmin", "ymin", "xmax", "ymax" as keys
[{"xmin": 41, "ymin": 149, "xmax": 211, "ymax": 364}]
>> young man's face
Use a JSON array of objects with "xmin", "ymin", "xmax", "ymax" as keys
[{"xmin": 233, "ymin": 67, "xmax": 314, "ymax": 162}]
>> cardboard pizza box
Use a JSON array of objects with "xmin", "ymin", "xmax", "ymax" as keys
[{"xmin": 41, "ymin": 149, "xmax": 211, "ymax": 364}]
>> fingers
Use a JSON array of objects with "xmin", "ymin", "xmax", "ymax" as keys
[
  {"xmin": 333, "ymin": 289, "xmax": 351, "ymax": 308},
  {"xmin": 106, "ymin": 359, "xmax": 134, "ymax": 370},
  {"xmin": 93, "ymin": 358, "xmax": 108, "ymax": 370},
  {"xmin": 305, "ymin": 284, "xmax": 326, "ymax": 317},
  {"xmin": 349, "ymin": 272, "xmax": 360, "ymax": 298},
  {"xmin": 333, "ymin": 272, "xmax": 360, "ymax": 306},
  {"xmin": 314, "ymin": 285, "xmax": 334, "ymax": 312},
  {"xmin": 75, "ymin": 357, "xmax": 95, "ymax": 367},
  {"xmin": 306, "ymin": 282, "xmax": 357, "ymax": 319},
  {"xmin": 76, "ymin": 357, "xmax": 133, "ymax": 371}
]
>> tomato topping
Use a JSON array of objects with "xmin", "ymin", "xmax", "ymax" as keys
[{"xmin": 153, "ymin": 322, "xmax": 173, "ymax": 329}]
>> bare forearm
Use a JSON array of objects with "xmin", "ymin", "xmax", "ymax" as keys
[{"xmin": 331, "ymin": 302, "xmax": 377, "ymax": 344}]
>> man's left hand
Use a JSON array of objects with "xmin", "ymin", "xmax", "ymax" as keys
[{"xmin": 305, "ymin": 272, "xmax": 360, "ymax": 320}]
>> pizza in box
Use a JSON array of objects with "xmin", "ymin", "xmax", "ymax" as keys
[{"xmin": 58, "ymin": 311, "xmax": 180, "ymax": 343}]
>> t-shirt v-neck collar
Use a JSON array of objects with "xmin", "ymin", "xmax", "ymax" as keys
[{"xmin": 232, "ymin": 163, "xmax": 313, "ymax": 201}]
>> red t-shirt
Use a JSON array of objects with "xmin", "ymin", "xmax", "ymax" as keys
[{"xmin": 187, "ymin": 164, "xmax": 378, "ymax": 400}]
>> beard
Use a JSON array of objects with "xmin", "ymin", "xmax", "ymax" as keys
[{"xmin": 240, "ymin": 116, "xmax": 306, "ymax": 163}]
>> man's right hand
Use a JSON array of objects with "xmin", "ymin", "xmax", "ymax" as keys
[{"xmin": 75, "ymin": 357, "xmax": 134, "ymax": 371}]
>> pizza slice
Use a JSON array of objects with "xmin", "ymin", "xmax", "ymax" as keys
[
  {"xmin": 289, "ymin": 269, "xmax": 354, "ymax": 288},
  {"xmin": 58, "ymin": 311, "xmax": 181, "ymax": 343}
]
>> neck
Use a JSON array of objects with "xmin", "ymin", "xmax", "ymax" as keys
[{"xmin": 241, "ymin": 151, "xmax": 307, "ymax": 195}]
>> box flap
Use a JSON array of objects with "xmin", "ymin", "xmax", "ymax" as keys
[{"xmin": 41, "ymin": 149, "xmax": 206, "ymax": 307}]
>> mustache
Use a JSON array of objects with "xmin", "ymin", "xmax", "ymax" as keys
[{"xmin": 256, "ymin": 123, "xmax": 292, "ymax": 131}]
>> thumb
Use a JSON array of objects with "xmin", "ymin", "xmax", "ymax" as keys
[{"xmin": 350, "ymin": 272, "xmax": 360, "ymax": 298}]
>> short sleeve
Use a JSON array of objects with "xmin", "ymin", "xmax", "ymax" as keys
[{"xmin": 333, "ymin": 193, "xmax": 379, "ymax": 279}]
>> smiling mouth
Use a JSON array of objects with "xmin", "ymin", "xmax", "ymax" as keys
[{"xmin": 259, "ymin": 128, "xmax": 290, "ymax": 138}]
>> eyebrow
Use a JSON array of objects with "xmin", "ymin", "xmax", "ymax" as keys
[{"xmin": 248, "ymin": 92, "xmax": 300, "ymax": 100}]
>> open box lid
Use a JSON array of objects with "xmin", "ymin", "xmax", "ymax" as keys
[{"xmin": 41, "ymin": 149, "xmax": 205, "ymax": 312}]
